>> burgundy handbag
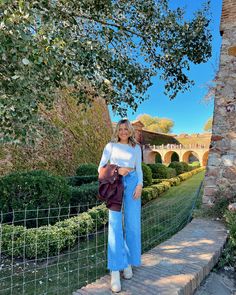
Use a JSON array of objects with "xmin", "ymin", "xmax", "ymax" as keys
[{"xmin": 98, "ymin": 164, "xmax": 124, "ymax": 211}]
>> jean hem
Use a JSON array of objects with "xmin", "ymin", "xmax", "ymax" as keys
[{"xmin": 108, "ymin": 263, "xmax": 129, "ymax": 271}]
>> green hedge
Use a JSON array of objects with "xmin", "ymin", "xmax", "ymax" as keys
[
  {"xmin": 0, "ymin": 167, "xmax": 205, "ymax": 259},
  {"xmin": 142, "ymin": 163, "xmax": 152, "ymax": 187},
  {"xmin": 142, "ymin": 167, "xmax": 204, "ymax": 205},
  {"xmin": 70, "ymin": 182, "xmax": 99, "ymax": 210},
  {"xmin": 76, "ymin": 163, "xmax": 98, "ymax": 176},
  {"xmin": 0, "ymin": 170, "xmax": 71, "ymax": 227},
  {"xmin": 168, "ymin": 161, "xmax": 189, "ymax": 175},
  {"xmin": 1, "ymin": 204, "xmax": 108, "ymax": 259},
  {"xmin": 147, "ymin": 163, "xmax": 176, "ymax": 179},
  {"xmin": 67, "ymin": 175, "xmax": 98, "ymax": 186},
  {"xmin": 152, "ymin": 177, "xmax": 181, "ymax": 186},
  {"xmin": 167, "ymin": 167, "xmax": 177, "ymax": 178}
]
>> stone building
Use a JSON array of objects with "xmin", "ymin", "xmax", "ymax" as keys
[{"xmin": 203, "ymin": 0, "xmax": 236, "ymax": 205}]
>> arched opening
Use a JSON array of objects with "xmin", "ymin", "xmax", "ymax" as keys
[
  {"xmin": 164, "ymin": 151, "xmax": 180, "ymax": 164},
  {"xmin": 155, "ymin": 152, "xmax": 162, "ymax": 163},
  {"xmin": 189, "ymin": 151, "xmax": 200, "ymax": 164},
  {"xmin": 182, "ymin": 151, "xmax": 200, "ymax": 164},
  {"xmin": 202, "ymin": 151, "xmax": 209, "ymax": 166},
  {"xmin": 171, "ymin": 152, "xmax": 179, "ymax": 162}
]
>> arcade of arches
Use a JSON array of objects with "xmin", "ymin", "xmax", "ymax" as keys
[
  {"xmin": 143, "ymin": 146, "xmax": 209, "ymax": 166},
  {"xmin": 130, "ymin": 120, "xmax": 211, "ymax": 167}
]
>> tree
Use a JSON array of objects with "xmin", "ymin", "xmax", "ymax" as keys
[
  {"xmin": 204, "ymin": 117, "xmax": 213, "ymax": 132},
  {"xmin": 0, "ymin": 0, "xmax": 212, "ymax": 142},
  {"xmin": 138, "ymin": 114, "xmax": 174, "ymax": 133}
]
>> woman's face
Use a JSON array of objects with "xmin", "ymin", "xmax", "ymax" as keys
[{"xmin": 118, "ymin": 123, "xmax": 130, "ymax": 142}]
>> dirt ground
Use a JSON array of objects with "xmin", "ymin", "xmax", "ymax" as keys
[{"xmin": 194, "ymin": 267, "xmax": 236, "ymax": 295}]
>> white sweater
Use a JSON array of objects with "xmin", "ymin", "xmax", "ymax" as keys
[{"xmin": 98, "ymin": 142, "xmax": 143, "ymax": 186}]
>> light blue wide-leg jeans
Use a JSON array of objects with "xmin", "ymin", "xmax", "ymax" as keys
[{"xmin": 107, "ymin": 170, "xmax": 141, "ymax": 271}]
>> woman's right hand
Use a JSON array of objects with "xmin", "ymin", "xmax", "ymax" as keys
[{"xmin": 118, "ymin": 167, "xmax": 130, "ymax": 176}]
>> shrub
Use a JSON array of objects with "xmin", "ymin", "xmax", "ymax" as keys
[
  {"xmin": 180, "ymin": 162, "xmax": 190, "ymax": 172},
  {"xmin": 1, "ymin": 204, "xmax": 108, "ymax": 259},
  {"xmin": 142, "ymin": 163, "xmax": 152, "ymax": 187},
  {"xmin": 67, "ymin": 175, "xmax": 98, "ymax": 186},
  {"xmin": 152, "ymin": 179, "xmax": 162, "ymax": 185},
  {"xmin": 87, "ymin": 204, "xmax": 108, "ymax": 227},
  {"xmin": 141, "ymin": 182, "xmax": 171, "ymax": 205},
  {"xmin": 166, "ymin": 167, "xmax": 176, "ymax": 178},
  {"xmin": 141, "ymin": 188, "xmax": 154, "ymax": 205},
  {"xmin": 0, "ymin": 170, "xmax": 71, "ymax": 227},
  {"xmin": 225, "ymin": 211, "xmax": 236, "ymax": 248},
  {"xmin": 55, "ymin": 212, "xmax": 95, "ymax": 237},
  {"xmin": 217, "ymin": 210, "xmax": 236, "ymax": 268},
  {"xmin": 76, "ymin": 163, "xmax": 98, "ymax": 176},
  {"xmin": 142, "ymin": 167, "xmax": 204, "ymax": 206},
  {"xmin": 168, "ymin": 162, "xmax": 185, "ymax": 175},
  {"xmin": 147, "ymin": 163, "xmax": 169, "ymax": 179},
  {"xmin": 1, "ymin": 224, "xmax": 75, "ymax": 258},
  {"xmin": 70, "ymin": 182, "xmax": 99, "ymax": 211},
  {"xmin": 164, "ymin": 177, "xmax": 181, "ymax": 186}
]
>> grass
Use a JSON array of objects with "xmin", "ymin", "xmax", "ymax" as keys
[{"xmin": 0, "ymin": 171, "xmax": 205, "ymax": 295}]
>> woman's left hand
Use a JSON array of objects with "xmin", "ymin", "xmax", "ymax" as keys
[{"xmin": 133, "ymin": 184, "xmax": 143, "ymax": 199}]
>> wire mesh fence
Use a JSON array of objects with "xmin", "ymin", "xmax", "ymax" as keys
[{"xmin": 0, "ymin": 179, "xmax": 203, "ymax": 295}]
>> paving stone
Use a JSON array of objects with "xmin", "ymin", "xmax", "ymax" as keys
[{"xmin": 73, "ymin": 219, "xmax": 227, "ymax": 295}]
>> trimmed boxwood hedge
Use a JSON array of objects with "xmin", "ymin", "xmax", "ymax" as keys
[
  {"xmin": 142, "ymin": 163, "xmax": 152, "ymax": 187},
  {"xmin": 147, "ymin": 163, "xmax": 177, "ymax": 179},
  {"xmin": 70, "ymin": 182, "xmax": 99, "ymax": 210},
  {"xmin": 0, "ymin": 168, "xmax": 204, "ymax": 259},
  {"xmin": 166, "ymin": 167, "xmax": 177, "ymax": 178},
  {"xmin": 142, "ymin": 167, "xmax": 205, "ymax": 205},
  {"xmin": 67, "ymin": 175, "xmax": 98, "ymax": 186},
  {"xmin": 168, "ymin": 161, "xmax": 189, "ymax": 175},
  {"xmin": 76, "ymin": 163, "xmax": 98, "ymax": 176},
  {"xmin": 1, "ymin": 204, "xmax": 108, "ymax": 259},
  {"xmin": 0, "ymin": 170, "xmax": 71, "ymax": 227}
]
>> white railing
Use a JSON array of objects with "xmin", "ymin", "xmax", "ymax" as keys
[{"xmin": 148, "ymin": 144, "xmax": 207, "ymax": 150}]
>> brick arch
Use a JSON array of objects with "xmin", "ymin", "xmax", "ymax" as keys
[
  {"xmin": 163, "ymin": 151, "xmax": 180, "ymax": 164},
  {"xmin": 155, "ymin": 152, "xmax": 162, "ymax": 163},
  {"xmin": 145, "ymin": 151, "xmax": 163, "ymax": 164},
  {"xmin": 202, "ymin": 151, "xmax": 209, "ymax": 166},
  {"xmin": 182, "ymin": 151, "xmax": 200, "ymax": 163}
]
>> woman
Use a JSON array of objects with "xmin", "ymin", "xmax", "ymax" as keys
[{"xmin": 98, "ymin": 119, "xmax": 143, "ymax": 292}]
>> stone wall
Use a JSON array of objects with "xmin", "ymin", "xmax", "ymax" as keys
[{"xmin": 203, "ymin": 0, "xmax": 236, "ymax": 205}]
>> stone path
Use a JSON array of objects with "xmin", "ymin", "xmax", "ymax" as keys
[{"xmin": 73, "ymin": 218, "xmax": 227, "ymax": 295}]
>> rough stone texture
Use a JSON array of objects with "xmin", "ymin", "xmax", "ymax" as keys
[
  {"xmin": 203, "ymin": 0, "xmax": 236, "ymax": 205},
  {"xmin": 228, "ymin": 202, "xmax": 236, "ymax": 211},
  {"xmin": 73, "ymin": 219, "xmax": 227, "ymax": 295}
]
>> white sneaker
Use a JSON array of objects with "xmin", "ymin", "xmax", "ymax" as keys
[
  {"xmin": 111, "ymin": 271, "xmax": 121, "ymax": 292},
  {"xmin": 123, "ymin": 265, "xmax": 133, "ymax": 279}
]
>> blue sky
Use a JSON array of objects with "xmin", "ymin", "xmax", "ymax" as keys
[{"xmin": 110, "ymin": 0, "xmax": 223, "ymax": 134}]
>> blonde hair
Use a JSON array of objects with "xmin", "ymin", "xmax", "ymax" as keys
[{"xmin": 111, "ymin": 119, "xmax": 138, "ymax": 147}]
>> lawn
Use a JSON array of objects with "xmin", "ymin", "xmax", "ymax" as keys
[{"xmin": 0, "ymin": 171, "xmax": 205, "ymax": 295}]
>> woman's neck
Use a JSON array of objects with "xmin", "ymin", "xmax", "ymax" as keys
[{"xmin": 119, "ymin": 140, "xmax": 129, "ymax": 144}]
